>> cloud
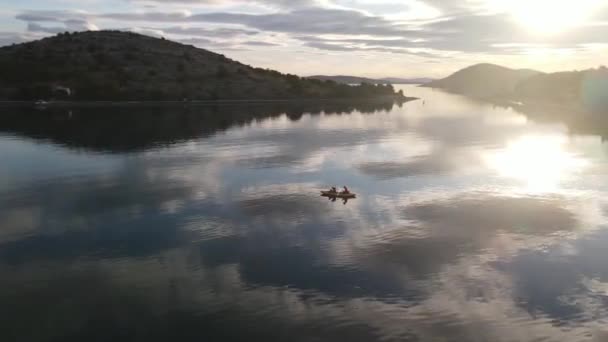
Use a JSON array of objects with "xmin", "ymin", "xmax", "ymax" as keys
[
  {"xmin": 27, "ymin": 20, "xmax": 98, "ymax": 34},
  {"xmin": 0, "ymin": 31, "xmax": 40, "ymax": 46},
  {"xmin": 168, "ymin": 8, "xmax": 409, "ymax": 40},
  {"xmin": 293, "ymin": 12, "xmax": 608, "ymax": 55},
  {"xmin": 241, "ymin": 40, "xmax": 279, "ymax": 46},
  {"xmin": 129, "ymin": 27, "xmax": 166, "ymax": 38},
  {"xmin": 16, "ymin": 10, "xmax": 85, "ymax": 22},
  {"xmin": 176, "ymin": 36, "xmax": 214, "ymax": 45},
  {"xmin": 16, "ymin": 8, "xmax": 407, "ymax": 36},
  {"xmin": 494, "ymin": 227, "xmax": 608, "ymax": 324},
  {"xmin": 99, "ymin": 10, "xmax": 194, "ymax": 22},
  {"xmin": 162, "ymin": 26, "xmax": 259, "ymax": 37},
  {"xmin": 358, "ymin": 152, "xmax": 469, "ymax": 178},
  {"xmin": 305, "ymin": 40, "xmax": 355, "ymax": 51},
  {"xmin": 175, "ymin": 37, "xmax": 263, "ymax": 51},
  {"xmin": 13, "ymin": 5, "xmax": 608, "ymax": 56},
  {"xmin": 129, "ymin": 0, "xmax": 323, "ymax": 9},
  {"xmin": 18, "ymin": 11, "xmax": 99, "ymax": 33},
  {"xmin": 6, "ymin": 0, "xmax": 608, "ymax": 74},
  {"xmin": 296, "ymin": 35, "xmax": 442, "ymax": 56},
  {"xmin": 26, "ymin": 22, "xmax": 65, "ymax": 34}
]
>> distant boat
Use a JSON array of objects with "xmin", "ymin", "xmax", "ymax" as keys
[{"xmin": 320, "ymin": 191, "xmax": 356, "ymax": 199}]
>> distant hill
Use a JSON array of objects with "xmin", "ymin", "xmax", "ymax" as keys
[
  {"xmin": 309, "ymin": 75, "xmax": 434, "ymax": 85},
  {"xmin": 0, "ymin": 31, "xmax": 411, "ymax": 101},
  {"xmin": 425, "ymin": 63, "xmax": 608, "ymax": 115},
  {"xmin": 515, "ymin": 68, "xmax": 608, "ymax": 113},
  {"xmin": 380, "ymin": 77, "xmax": 435, "ymax": 84},
  {"xmin": 308, "ymin": 75, "xmax": 379, "ymax": 84},
  {"xmin": 423, "ymin": 63, "xmax": 542, "ymax": 98}
]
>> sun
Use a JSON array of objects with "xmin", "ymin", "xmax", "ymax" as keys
[{"xmin": 494, "ymin": 0, "xmax": 602, "ymax": 35}]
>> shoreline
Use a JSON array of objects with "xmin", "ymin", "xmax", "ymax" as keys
[{"xmin": 0, "ymin": 96, "xmax": 418, "ymax": 108}]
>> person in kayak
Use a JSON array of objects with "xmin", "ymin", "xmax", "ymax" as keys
[
  {"xmin": 341, "ymin": 186, "xmax": 350, "ymax": 194},
  {"xmin": 328, "ymin": 186, "xmax": 337, "ymax": 193}
]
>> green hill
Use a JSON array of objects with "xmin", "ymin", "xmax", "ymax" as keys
[{"xmin": 0, "ymin": 30, "xmax": 410, "ymax": 101}]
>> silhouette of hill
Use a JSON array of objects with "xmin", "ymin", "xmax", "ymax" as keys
[
  {"xmin": 380, "ymin": 77, "xmax": 434, "ymax": 84},
  {"xmin": 426, "ymin": 63, "xmax": 608, "ymax": 114},
  {"xmin": 309, "ymin": 75, "xmax": 434, "ymax": 84},
  {"xmin": 424, "ymin": 63, "xmax": 542, "ymax": 98},
  {"xmin": 514, "ymin": 67, "xmax": 608, "ymax": 112},
  {"xmin": 0, "ymin": 30, "xmax": 409, "ymax": 101},
  {"xmin": 309, "ymin": 75, "xmax": 379, "ymax": 84}
]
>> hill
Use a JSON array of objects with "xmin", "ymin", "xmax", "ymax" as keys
[
  {"xmin": 423, "ymin": 63, "xmax": 542, "ymax": 98},
  {"xmin": 380, "ymin": 77, "xmax": 434, "ymax": 84},
  {"xmin": 0, "ymin": 31, "xmax": 411, "ymax": 101},
  {"xmin": 514, "ymin": 68, "xmax": 608, "ymax": 111},
  {"xmin": 426, "ymin": 63, "xmax": 608, "ymax": 114},
  {"xmin": 309, "ymin": 75, "xmax": 434, "ymax": 85},
  {"xmin": 308, "ymin": 75, "xmax": 379, "ymax": 84}
]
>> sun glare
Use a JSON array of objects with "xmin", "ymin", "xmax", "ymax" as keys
[
  {"xmin": 495, "ymin": 0, "xmax": 602, "ymax": 34},
  {"xmin": 486, "ymin": 135, "xmax": 588, "ymax": 192}
]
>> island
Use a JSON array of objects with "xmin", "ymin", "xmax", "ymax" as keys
[{"xmin": 0, "ymin": 30, "xmax": 415, "ymax": 103}]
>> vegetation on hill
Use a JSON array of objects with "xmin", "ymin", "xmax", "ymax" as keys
[
  {"xmin": 423, "ymin": 63, "xmax": 542, "ymax": 98},
  {"xmin": 0, "ymin": 30, "xmax": 410, "ymax": 101}
]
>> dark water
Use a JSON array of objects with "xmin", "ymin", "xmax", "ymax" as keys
[{"xmin": 2, "ymin": 85, "xmax": 608, "ymax": 341}]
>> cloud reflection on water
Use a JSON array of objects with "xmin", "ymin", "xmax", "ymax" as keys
[{"xmin": 2, "ymin": 86, "xmax": 608, "ymax": 341}]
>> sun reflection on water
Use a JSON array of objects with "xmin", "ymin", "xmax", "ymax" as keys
[{"xmin": 486, "ymin": 135, "xmax": 589, "ymax": 193}]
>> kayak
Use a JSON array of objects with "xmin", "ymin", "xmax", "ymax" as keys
[{"xmin": 321, "ymin": 191, "xmax": 356, "ymax": 199}]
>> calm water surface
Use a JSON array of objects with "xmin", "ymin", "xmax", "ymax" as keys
[{"xmin": 2, "ymin": 86, "xmax": 608, "ymax": 341}]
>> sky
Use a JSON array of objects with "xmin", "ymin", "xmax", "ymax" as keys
[{"xmin": 1, "ymin": 0, "xmax": 607, "ymax": 78}]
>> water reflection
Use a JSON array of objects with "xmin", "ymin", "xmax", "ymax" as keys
[
  {"xmin": 322, "ymin": 195, "xmax": 354, "ymax": 205},
  {"xmin": 0, "ymin": 100, "xmax": 403, "ymax": 153},
  {"xmin": 486, "ymin": 134, "xmax": 589, "ymax": 193},
  {"xmin": 2, "ymin": 86, "xmax": 608, "ymax": 341}
]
